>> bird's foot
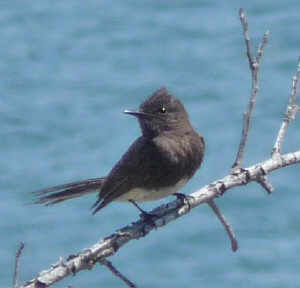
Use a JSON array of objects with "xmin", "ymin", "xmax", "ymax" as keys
[{"xmin": 129, "ymin": 200, "xmax": 157, "ymax": 227}]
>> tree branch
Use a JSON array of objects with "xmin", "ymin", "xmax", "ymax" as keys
[
  {"xmin": 207, "ymin": 200, "xmax": 238, "ymax": 252},
  {"xmin": 232, "ymin": 9, "xmax": 269, "ymax": 172},
  {"xmin": 99, "ymin": 259, "xmax": 137, "ymax": 288},
  {"xmin": 14, "ymin": 242, "xmax": 25, "ymax": 288},
  {"xmin": 272, "ymin": 57, "xmax": 300, "ymax": 156},
  {"xmin": 22, "ymin": 150, "xmax": 300, "ymax": 288}
]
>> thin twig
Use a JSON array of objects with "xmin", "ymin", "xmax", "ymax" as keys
[
  {"xmin": 255, "ymin": 31, "xmax": 269, "ymax": 65},
  {"xmin": 207, "ymin": 200, "xmax": 238, "ymax": 252},
  {"xmin": 99, "ymin": 259, "xmax": 137, "ymax": 288},
  {"xmin": 232, "ymin": 9, "xmax": 269, "ymax": 172},
  {"xmin": 13, "ymin": 242, "xmax": 25, "ymax": 288},
  {"xmin": 239, "ymin": 9, "xmax": 254, "ymax": 67},
  {"xmin": 272, "ymin": 57, "xmax": 300, "ymax": 156}
]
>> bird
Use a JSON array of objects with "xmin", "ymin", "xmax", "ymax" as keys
[{"xmin": 32, "ymin": 87, "xmax": 205, "ymax": 215}]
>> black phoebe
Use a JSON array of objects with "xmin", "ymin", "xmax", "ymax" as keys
[{"xmin": 33, "ymin": 88, "xmax": 205, "ymax": 215}]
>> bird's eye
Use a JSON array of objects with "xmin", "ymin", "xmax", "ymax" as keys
[{"xmin": 160, "ymin": 107, "xmax": 167, "ymax": 114}]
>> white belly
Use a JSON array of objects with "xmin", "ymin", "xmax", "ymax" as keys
[{"xmin": 116, "ymin": 178, "xmax": 188, "ymax": 202}]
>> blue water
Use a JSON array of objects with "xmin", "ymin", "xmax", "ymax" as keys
[{"xmin": 1, "ymin": 1, "xmax": 300, "ymax": 287}]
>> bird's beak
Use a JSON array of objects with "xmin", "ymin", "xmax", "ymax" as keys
[{"xmin": 124, "ymin": 110, "xmax": 144, "ymax": 117}]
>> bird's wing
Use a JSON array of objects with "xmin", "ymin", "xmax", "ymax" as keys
[{"xmin": 92, "ymin": 137, "xmax": 161, "ymax": 213}]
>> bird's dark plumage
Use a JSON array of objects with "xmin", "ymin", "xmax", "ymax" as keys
[{"xmin": 32, "ymin": 88, "xmax": 205, "ymax": 215}]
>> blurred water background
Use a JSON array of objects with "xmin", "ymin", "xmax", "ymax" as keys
[{"xmin": 1, "ymin": 1, "xmax": 300, "ymax": 287}]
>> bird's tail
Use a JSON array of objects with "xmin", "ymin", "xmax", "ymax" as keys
[{"xmin": 31, "ymin": 177, "xmax": 105, "ymax": 206}]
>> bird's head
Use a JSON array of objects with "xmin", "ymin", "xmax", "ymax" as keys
[{"xmin": 124, "ymin": 88, "xmax": 191, "ymax": 139}]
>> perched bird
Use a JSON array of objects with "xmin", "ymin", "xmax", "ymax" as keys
[{"xmin": 33, "ymin": 88, "xmax": 205, "ymax": 215}]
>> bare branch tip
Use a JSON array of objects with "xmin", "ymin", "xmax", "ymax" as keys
[
  {"xmin": 239, "ymin": 8, "xmax": 245, "ymax": 17},
  {"xmin": 232, "ymin": 239, "xmax": 239, "ymax": 252},
  {"xmin": 297, "ymin": 56, "xmax": 300, "ymax": 73},
  {"xmin": 239, "ymin": 9, "xmax": 248, "ymax": 29},
  {"xmin": 13, "ymin": 242, "xmax": 25, "ymax": 288},
  {"xmin": 208, "ymin": 200, "xmax": 239, "ymax": 252}
]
